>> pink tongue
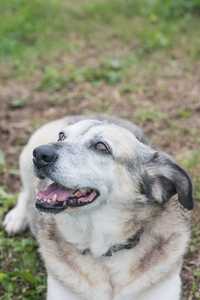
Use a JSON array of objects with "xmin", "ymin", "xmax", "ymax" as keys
[{"xmin": 37, "ymin": 183, "xmax": 71, "ymax": 202}]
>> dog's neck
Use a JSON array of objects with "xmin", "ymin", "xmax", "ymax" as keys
[
  {"xmin": 81, "ymin": 227, "xmax": 144, "ymax": 257},
  {"xmin": 54, "ymin": 203, "xmax": 157, "ymax": 257}
]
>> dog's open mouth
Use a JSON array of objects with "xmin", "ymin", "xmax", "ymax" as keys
[{"xmin": 36, "ymin": 182, "xmax": 99, "ymax": 213}]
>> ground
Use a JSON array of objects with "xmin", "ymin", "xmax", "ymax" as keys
[{"xmin": 0, "ymin": 1, "xmax": 200, "ymax": 299}]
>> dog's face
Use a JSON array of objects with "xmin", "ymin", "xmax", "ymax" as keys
[{"xmin": 33, "ymin": 119, "xmax": 193, "ymax": 214}]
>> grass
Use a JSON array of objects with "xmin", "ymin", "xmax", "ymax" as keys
[
  {"xmin": 38, "ymin": 59, "xmax": 126, "ymax": 91},
  {"xmin": 0, "ymin": 233, "xmax": 45, "ymax": 300},
  {"xmin": 0, "ymin": 151, "xmax": 5, "ymax": 174},
  {"xmin": 0, "ymin": 188, "xmax": 46, "ymax": 300},
  {"xmin": 179, "ymin": 150, "xmax": 200, "ymax": 201},
  {"xmin": 134, "ymin": 109, "xmax": 167, "ymax": 124},
  {"xmin": 0, "ymin": 0, "xmax": 200, "ymax": 76},
  {"xmin": 0, "ymin": 0, "xmax": 200, "ymax": 299}
]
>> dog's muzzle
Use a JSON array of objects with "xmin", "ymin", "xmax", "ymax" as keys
[{"xmin": 33, "ymin": 144, "xmax": 100, "ymax": 213}]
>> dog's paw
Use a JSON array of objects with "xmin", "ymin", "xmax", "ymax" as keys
[{"xmin": 3, "ymin": 206, "xmax": 28, "ymax": 235}]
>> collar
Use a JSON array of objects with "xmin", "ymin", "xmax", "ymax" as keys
[{"xmin": 81, "ymin": 228, "xmax": 143, "ymax": 257}]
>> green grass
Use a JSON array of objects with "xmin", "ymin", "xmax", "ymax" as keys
[
  {"xmin": 0, "ymin": 150, "xmax": 5, "ymax": 174},
  {"xmin": 0, "ymin": 0, "xmax": 200, "ymax": 76},
  {"xmin": 177, "ymin": 109, "xmax": 193, "ymax": 119},
  {"xmin": 179, "ymin": 150, "xmax": 200, "ymax": 201},
  {"xmin": 0, "ymin": 233, "xmax": 45, "ymax": 300},
  {"xmin": 0, "ymin": 188, "xmax": 45, "ymax": 300},
  {"xmin": 38, "ymin": 58, "xmax": 127, "ymax": 91},
  {"xmin": 134, "ymin": 109, "xmax": 167, "ymax": 124}
]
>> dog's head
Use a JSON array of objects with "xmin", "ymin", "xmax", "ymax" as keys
[{"xmin": 33, "ymin": 119, "xmax": 193, "ymax": 214}]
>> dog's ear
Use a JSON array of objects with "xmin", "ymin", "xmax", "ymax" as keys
[{"xmin": 141, "ymin": 152, "xmax": 193, "ymax": 210}]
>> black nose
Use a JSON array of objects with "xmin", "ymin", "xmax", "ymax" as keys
[{"xmin": 33, "ymin": 144, "xmax": 58, "ymax": 168}]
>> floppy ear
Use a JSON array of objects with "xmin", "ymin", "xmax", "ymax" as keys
[{"xmin": 141, "ymin": 152, "xmax": 193, "ymax": 210}]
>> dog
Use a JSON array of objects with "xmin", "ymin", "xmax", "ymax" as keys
[{"xmin": 3, "ymin": 115, "xmax": 193, "ymax": 300}]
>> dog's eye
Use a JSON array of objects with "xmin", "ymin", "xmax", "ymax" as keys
[
  {"xmin": 94, "ymin": 142, "xmax": 112, "ymax": 154},
  {"xmin": 58, "ymin": 131, "xmax": 66, "ymax": 142}
]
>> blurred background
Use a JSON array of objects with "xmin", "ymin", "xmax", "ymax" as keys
[{"xmin": 0, "ymin": 0, "xmax": 200, "ymax": 299}]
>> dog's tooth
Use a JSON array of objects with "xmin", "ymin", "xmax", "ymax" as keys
[
  {"xmin": 52, "ymin": 194, "xmax": 57, "ymax": 202},
  {"xmin": 74, "ymin": 190, "xmax": 82, "ymax": 197}
]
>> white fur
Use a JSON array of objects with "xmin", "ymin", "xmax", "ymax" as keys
[
  {"xmin": 47, "ymin": 272, "xmax": 181, "ymax": 300},
  {"xmin": 47, "ymin": 276, "xmax": 80, "ymax": 300},
  {"xmin": 137, "ymin": 273, "xmax": 181, "ymax": 300}
]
